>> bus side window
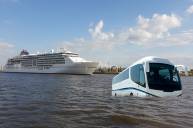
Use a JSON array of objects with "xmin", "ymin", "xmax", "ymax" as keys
[
  {"xmin": 112, "ymin": 68, "xmax": 129, "ymax": 84},
  {"xmin": 139, "ymin": 65, "xmax": 146, "ymax": 87},
  {"xmin": 131, "ymin": 64, "xmax": 146, "ymax": 87}
]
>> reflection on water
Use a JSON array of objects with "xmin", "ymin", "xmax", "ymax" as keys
[{"xmin": 0, "ymin": 73, "xmax": 193, "ymax": 128}]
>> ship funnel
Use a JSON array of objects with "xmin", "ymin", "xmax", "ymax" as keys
[{"xmin": 20, "ymin": 49, "xmax": 29, "ymax": 56}]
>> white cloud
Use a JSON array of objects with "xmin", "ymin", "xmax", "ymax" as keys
[
  {"xmin": 138, "ymin": 14, "xmax": 181, "ymax": 33},
  {"xmin": 186, "ymin": 5, "xmax": 193, "ymax": 14},
  {"xmin": 60, "ymin": 13, "xmax": 193, "ymax": 52},
  {"xmin": 0, "ymin": 42, "xmax": 14, "ymax": 49},
  {"xmin": 87, "ymin": 20, "xmax": 118, "ymax": 50},
  {"xmin": 59, "ymin": 38, "xmax": 87, "ymax": 52},
  {"xmin": 60, "ymin": 13, "xmax": 193, "ymax": 54},
  {"xmin": 0, "ymin": 41, "xmax": 14, "ymax": 65},
  {"xmin": 88, "ymin": 20, "xmax": 114, "ymax": 41},
  {"xmin": 164, "ymin": 30, "xmax": 193, "ymax": 46},
  {"xmin": 122, "ymin": 13, "xmax": 182, "ymax": 46},
  {"xmin": 59, "ymin": 13, "xmax": 193, "ymax": 66},
  {"xmin": 87, "ymin": 14, "xmax": 183, "ymax": 47},
  {"xmin": 56, "ymin": 20, "xmax": 193, "ymax": 68}
]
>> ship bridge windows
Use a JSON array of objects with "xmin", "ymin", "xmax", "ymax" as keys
[
  {"xmin": 7, "ymin": 58, "xmax": 21, "ymax": 65},
  {"xmin": 131, "ymin": 64, "xmax": 146, "ymax": 88}
]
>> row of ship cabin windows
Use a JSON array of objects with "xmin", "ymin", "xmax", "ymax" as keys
[
  {"xmin": 112, "ymin": 64, "xmax": 146, "ymax": 88},
  {"xmin": 8, "ymin": 59, "xmax": 66, "ymax": 65}
]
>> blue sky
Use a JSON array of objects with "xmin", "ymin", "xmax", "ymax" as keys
[{"xmin": 0, "ymin": 0, "xmax": 193, "ymax": 68}]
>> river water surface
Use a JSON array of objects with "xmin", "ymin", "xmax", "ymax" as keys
[{"xmin": 0, "ymin": 73, "xmax": 192, "ymax": 128}]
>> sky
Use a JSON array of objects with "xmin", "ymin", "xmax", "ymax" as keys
[{"xmin": 1, "ymin": 0, "xmax": 193, "ymax": 68}]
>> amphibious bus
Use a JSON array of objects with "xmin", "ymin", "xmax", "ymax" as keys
[{"xmin": 112, "ymin": 56, "xmax": 182, "ymax": 97}]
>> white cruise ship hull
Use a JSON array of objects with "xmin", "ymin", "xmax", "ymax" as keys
[{"xmin": 3, "ymin": 62, "xmax": 98, "ymax": 75}]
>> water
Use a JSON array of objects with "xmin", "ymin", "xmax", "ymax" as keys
[{"xmin": 0, "ymin": 73, "xmax": 193, "ymax": 128}]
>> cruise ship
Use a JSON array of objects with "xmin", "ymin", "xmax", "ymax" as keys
[{"xmin": 3, "ymin": 49, "xmax": 98, "ymax": 74}]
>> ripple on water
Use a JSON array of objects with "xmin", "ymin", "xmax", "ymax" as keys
[{"xmin": 0, "ymin": 74, "xmax": 193, "ymax": 128}]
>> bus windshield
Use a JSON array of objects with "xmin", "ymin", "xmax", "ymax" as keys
[{"xmin": 147, "ymin": 63, "xmax": 182, "ymax": 92}]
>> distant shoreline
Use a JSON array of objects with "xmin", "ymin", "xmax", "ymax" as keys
[{"xmin": 1, "ymin": 70, "xmax": 193, "ymax": 76}]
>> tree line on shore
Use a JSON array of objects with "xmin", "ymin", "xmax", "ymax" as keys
[
  {"xmin": 94, "ymin": 66, "xmax": 125, "ymax": 74},
  {"xmin": 94, "ymin": 66, "xmax": 193, "ymax": 76}
]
